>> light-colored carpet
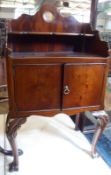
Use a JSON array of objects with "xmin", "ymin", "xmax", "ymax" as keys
[{"xmin": 0, "ymin": 113, "xmax": 111, "ymax": 175}]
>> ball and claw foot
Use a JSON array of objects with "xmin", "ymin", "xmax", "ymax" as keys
[
  {"xmin": 91, "ymin": 152, "xmax": 99, "ymax": 158},
  {"xmin": 9, "ymin": 162, "xmax": 18, "ymax": 172}
]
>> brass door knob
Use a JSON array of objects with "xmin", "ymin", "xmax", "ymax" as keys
[{"xmin": 64, "ymin": 85, "xmax": 70, "ymax": 95}]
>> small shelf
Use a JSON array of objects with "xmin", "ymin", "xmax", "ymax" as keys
[{"xmin": 8, "ymin": 31, "xmax": 94, "ymax": 37}]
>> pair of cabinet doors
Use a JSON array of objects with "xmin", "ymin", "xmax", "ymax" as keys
[{"xmin": 13, "ymin": 63, "xmax": 106, "ymax": 112}]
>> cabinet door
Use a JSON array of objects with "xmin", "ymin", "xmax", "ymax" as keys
[
  {"xmin": 63, "ymin": 63, "xmax": 106, "ymax": 109},
  {"xmin": 13, "ymin": 64, "xmax": 62, "ymax": 111}
]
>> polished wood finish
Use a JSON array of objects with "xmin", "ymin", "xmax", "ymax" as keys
[
  {"xmin": 63, "ymin": 63, "xmax": 106, "ymax": 108},
  {"xmin": 14, "ymin": 64, "xmax": 62, "ymax": 111},
  {"xmin": 7, "ymin": 55, "xmax": 109, "ymax": 118},
  {"xmin": 5, "ymin": 2, "xmax": 109, "ymax": 172}
]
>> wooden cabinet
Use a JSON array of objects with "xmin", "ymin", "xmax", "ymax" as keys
[
  {"xmin": 5, "ymin": 2, "xmax": 109, "ymax": 172},
  {"xmin": 7, "ymin": 54, "xmax": 108, "ymax": 117}
]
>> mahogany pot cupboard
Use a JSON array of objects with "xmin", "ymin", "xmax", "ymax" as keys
[{"xmin": 2, "ymin": 2, "xmax": 110, "ymax": 172}]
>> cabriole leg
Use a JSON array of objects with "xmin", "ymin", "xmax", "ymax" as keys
[
  {"xmin": 6, "ymin": 115, "xmax": 27, "ymax": 172},
  {"xmin": 91, "ymin": 115, "xmax": 109, "ymax": 157}
]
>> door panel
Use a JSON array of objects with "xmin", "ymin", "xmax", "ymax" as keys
[
  {"xmin": 13, "ymin": 64, "xmax": 61, "ymax": 111},
  {"xmin": 63, "ymin": 63, "xmax": 106, "ymax": 109}
]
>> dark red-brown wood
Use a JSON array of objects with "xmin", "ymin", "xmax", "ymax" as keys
[
  {"xmin": 5, "ymin": 2, "xmax": 109, "ymax": 172},
  {"xmin": 14, "ymin": 64, "xmax": 62, "ymax": 111},
  {"xmin": 63, "ymin": 63, "xmax": 107, "ymax": 108}
]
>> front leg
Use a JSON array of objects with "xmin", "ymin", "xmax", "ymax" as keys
[
  {"xmin": 83, "ymin": 111, "xmax": 109, "ymax": 157},
  {"xmin": 6, "ymin": 114, "xmax": 27, "ymax": 172}
]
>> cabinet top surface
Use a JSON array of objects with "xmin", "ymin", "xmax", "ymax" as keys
[
  {"xmin": 8, "ymin": 52, "xmax": 109, "ymax": 64},
  {"xmin": 9, "ymin": 51, "xmax": 101, "ymax": 58}
]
